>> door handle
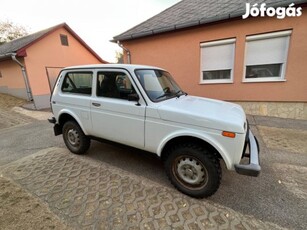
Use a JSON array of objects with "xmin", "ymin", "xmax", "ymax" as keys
[{"xmin": 92, "ymin": 102, "xmax": 101, "ymax": 107}]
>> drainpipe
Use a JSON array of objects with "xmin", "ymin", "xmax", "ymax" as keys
[
  {"xmin": 117, "ymin": 41, "xmax": 131, "ymax": 64},
  {"xmin": 11, "ymin": 53, "xmax": 33, "ymax": 101}
]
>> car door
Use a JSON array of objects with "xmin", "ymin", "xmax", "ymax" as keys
[
  {"xmin": 90, "ymin": 69, "xmax": 146, "ymax": 149},
  {"xmin": 54, "ymin": 70, "xmax": 93, "ymax": 133}
]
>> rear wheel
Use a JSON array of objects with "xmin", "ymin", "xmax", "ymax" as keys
[
  {"xmin": 164, "ymin": 143, "xmax": 221, "ymax": 198},
  {"xmin": 62, "ymin": 121, "xmax": 90, "ymax": 154}
]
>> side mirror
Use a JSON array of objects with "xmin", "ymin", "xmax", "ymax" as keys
[{"xmin": 128, "ymin": 93, "xmax": 139, "ymax": 102}]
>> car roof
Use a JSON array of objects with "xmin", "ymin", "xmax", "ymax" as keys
[{"xmin": 62, "ymin": 64, "xmax": 164, "ymax": 72}]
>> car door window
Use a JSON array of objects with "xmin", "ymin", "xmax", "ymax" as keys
[
  {"xmin": 61, "ymin": 72, "xmax": 93, "ymax": 95},
  {"xmin": 97, "ymin": 71, "xmax": 135, "ymax": 99}
]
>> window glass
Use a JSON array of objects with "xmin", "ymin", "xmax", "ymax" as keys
[
  {"xmin": 200, "ymin": 38, "xmax": 235, "ymax": 83},
  {"xmin": 97, "ymin": 71, "xmax": 135, "ymax": 100},
  {"xmin": 135, "ymin": 69, "xmax": 184, "ymax": 102},
  {"xmin": 244, "ymin": 31, "xmax": 291, "ymax": 81},
  {"xmin": 203, "ymin": 70, "xmax": 231, "ymax": 80},
  {"xmin": 60, "ymin": 34, "xmax": 69, "ymax": 46},
  {"xmin": 246, "ymin": 64, "xmax": 282, "ymax": 78},
  {"xmin": 61, "ymin": 72, "xmax": 92, "ymax": 95}
]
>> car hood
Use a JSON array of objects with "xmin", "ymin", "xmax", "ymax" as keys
[{"xmin": 157, "ymin": 96, "xmax": 246, "ymax": 133}]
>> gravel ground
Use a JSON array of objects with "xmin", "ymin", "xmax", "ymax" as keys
[
  {"xmin": 0, "ymin": 94, "xmax": 69, "ymax": 229},
  {"xmin": 0, "ymin": 93, "xmax": 26, "ymax": 109},
  {"xmin": 0, "ymin": 176, "xmax": 70, "ymax": 230}
]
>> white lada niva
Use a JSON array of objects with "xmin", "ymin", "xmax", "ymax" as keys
[{"xmin": 49, "ymin": 64, "xmax": 260, "ymax": 198}]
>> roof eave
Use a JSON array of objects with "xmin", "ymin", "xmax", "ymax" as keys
[
  {"xmin": 62, "ymin": 24, "xmax": 108, "ymax": 64},
  {"xmin": 113, "ymin": 1, "xmax": 307, "ymax": 42},
  {"xmin": 0, "ymin": 52, "xmax": 25, "ymax": 62},
  {"xmin": 113, "ymin": 15, "xmax": 242, "ymax": 42},
  {"xmin": 0, "ymin": 23, "xmax": 108, "ymax": 64},
  {"xmin": 12, "ymin": 23, "xmax": 67, "ymax": 56},
  {"xmin": 0, "ymin": 53, "xmax": 13, "ymax": 61}
]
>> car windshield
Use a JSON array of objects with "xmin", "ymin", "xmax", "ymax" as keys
[{"xmin": 135, "ymin": 69, "xmax": 185, "ymax": 102}]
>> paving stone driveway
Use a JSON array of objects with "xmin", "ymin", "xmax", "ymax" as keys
[
  {"xmin": 0, "ymin": 147, "xmax": 282, "ymax": 230},
  {"xmin": 1, "ymin": 94, "xmax": 306, "ymax": 229}
]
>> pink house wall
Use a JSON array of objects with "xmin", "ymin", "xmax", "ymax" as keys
[
  {"xmin": 0, "ymin": 59, "xmax": 27, "ymax": 99},
  {"xmin": 122, "ymin": 13, "xmax": 307, "ymax": 103},
  {"xmin": 23, "ymin": 27, "xmax": 103, "ymax": 108}
]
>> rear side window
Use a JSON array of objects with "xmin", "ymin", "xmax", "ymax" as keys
[
  {"xmin": 97, "ymin": 71, "xmax": 136, "ymax": 100},
  {"xmin": 61, "ymin": 72, "xmax": 93, "ymax": 95}
]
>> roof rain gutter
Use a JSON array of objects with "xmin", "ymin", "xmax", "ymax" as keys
[
  {"xmin": 11, "ymin": 53, "xmax": 33, "ymax": 101},
  {"xmin": 0, "ymin": 53, "xmax": 13, "ymax": 60},
  {"xmin": 117, "ymin": 41, "xmax": 131, "ymax": 64}
]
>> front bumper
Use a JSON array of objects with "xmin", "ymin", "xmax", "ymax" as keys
[
  {"xmin": 48, "ymin": 117, "xmax": 56, "ymax": 124},
  {"xmin": 234, "ymin": 130, "xmax": 261, "ymax": 177},
  {"xmin": 48, "ymin": 117, "xmax": 62, "ymax": 136}
]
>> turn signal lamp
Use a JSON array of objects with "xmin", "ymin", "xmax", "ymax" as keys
[{"xmin": 222, "ymin": 131, "xmax": 236, "ymax": 138}]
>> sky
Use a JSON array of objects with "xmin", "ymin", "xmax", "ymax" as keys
[{"xmin": 1, "ymin": 0, "xmax": 180, "ymax": 62}]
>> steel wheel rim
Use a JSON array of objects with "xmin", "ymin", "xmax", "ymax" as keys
[
  {"xmin": 67, "ymin": 129, "xmax": 80, "ymax": 147},
  {"xmin": 173, "ymin": 156, "xmax": 208, "ymax": 189}
]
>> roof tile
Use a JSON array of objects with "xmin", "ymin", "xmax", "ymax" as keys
[
  {"xmin": 114, "ymin": 0, "xmax": 307, "ymax": 41},
  {"xmin": 0, "ymin": 24, "xmax": 61, "ymax": 56},
  {"xmin": 0, "ymin": 23, "xmax": 106, "ymax": 63}
]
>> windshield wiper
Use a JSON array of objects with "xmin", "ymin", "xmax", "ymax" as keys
[
  {"xmin": 155, "ymin": 93, "xmax": 169, "ymax": 100},
  {"xmin": 175, "ymin": 90, "xmax": 187, "ymax": 98},
  {"xmin": 156, "ymin": 90, "xmax": 187, "ymax": 101}
]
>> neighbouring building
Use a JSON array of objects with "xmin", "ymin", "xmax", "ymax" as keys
[
  {"xmin": 0, "ymin": 23, "xmax": 106, "ymax": 109},
  {"xmin": 113, "ymin": 0, "xmax": 307, "ymax": 119}
]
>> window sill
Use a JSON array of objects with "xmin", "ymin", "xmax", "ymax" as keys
[
  {"xmin": 242, "ymin": 78, "xmax": 286, "ymax": 83},
  {"xmin": 200, "ymin": 80, "xmax": 233, "ymax": 85}
]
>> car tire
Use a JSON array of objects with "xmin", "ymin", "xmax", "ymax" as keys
[
  {"xmin": 164, "ymin": 143, "xmax": 221, "ymax": 198},
  {"xmin": 62, "ymin": 121, "xmax": 90, "ymax": 154}
]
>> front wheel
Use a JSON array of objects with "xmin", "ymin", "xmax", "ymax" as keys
[
  {"xmin": 164, "ymin": 143, "xmax": 221, "ymax": 198},
  {"xmin": 62, "ymin": 121, "xmax": 90, "ymax": 154}
]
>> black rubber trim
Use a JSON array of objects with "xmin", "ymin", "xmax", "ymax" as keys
[{"xmin": 235, "ymin": 130, "xmax": 261, "ymax": 177}]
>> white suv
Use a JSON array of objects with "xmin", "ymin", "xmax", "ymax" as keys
[{"xmin": 49, "ymin": 64, "xmax": 260, "ymax": 198}]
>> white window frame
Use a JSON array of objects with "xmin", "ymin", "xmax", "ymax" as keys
[
  {"xmin": 243, "ymin": 30, "xmax": 292, "ymax": 83},
  {"xmin": 200, "ymin": 38, "xmax": 236, "ymax": 84}
]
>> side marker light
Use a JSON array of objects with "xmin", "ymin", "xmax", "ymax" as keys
[{"xmin": 222, "ymin": 131, "xmax": 236, "ymax": 138}]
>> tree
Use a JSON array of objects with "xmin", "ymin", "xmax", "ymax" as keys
[
  {"xmin": 0, "ymin": 20, "xmax": 29, "ymax": 45},
  {"xmin": 115, "ymin": 50, "xmax": 124, "ymax": 64}
]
